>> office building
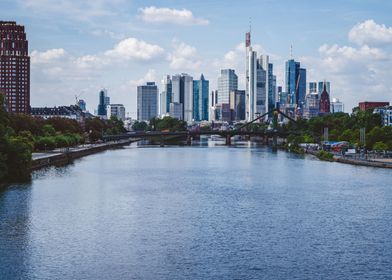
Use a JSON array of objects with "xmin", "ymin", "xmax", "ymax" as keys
[
  {"xmin": 137, "ymin": 82, "xmax": 158, "ymax": 121},
  {"xmin": 268, "ymin": 63, "xmax": 276, "ymax": 112},
  {"xmin": 217, "ymin": 69, "xmax": 238, "ymax": 105},
  {"xmin": 160, "ymin": 75, "xmax": 172, "ymax": 116},
  {"xmin": 0, "ymin": 21, "xmax": 30, "ymax": 113},
  {"xmin": 303, "ymin": 93, "xmax": 319, "ymax": 119},
  {"xmin": 309, "ymin": 82, "xmax": 317, "ymax": 94},
  {"xmin": 193, "ymin": 74, "xmax": 209, "ymax": 121},
  {"xmin": 330, "ymin": 98, "xmax": 344, "ymax": 113},
  {"xmin": 230, "ymin": 90, "xmax": 245, "ymax": 121},
  {"xmin": 245, "ymin": 32, "xmax": 269, "ymax": 121},
  {"xmin": 169, "ymin": 102, "xmax": 183, "ymax": 120},
  {"xmin": 107, "ymin": 104, "xmax": 126, "ymax": 121},
  {"xmin": 373, "ymin": 106, "xmax": 392, "ymax": 126},
  {"xmin": 171, "ymin": 73, "xmax": 193, "ymax": 122},
  {"xmin": 318, "ymin": 81, "xmax": 330, "ymax": 96},
  {"xmin": 97, "ymin": 89, "xmax": 110, "ymax": 118},
  {"xmin": 285, "ymin": 59, "xmax": 306, "ymax": 108}
]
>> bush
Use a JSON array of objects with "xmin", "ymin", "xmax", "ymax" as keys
[
  {"xmin": 317, "ymin": 150, "xmax": 334, "ymax": 161},
  {"xmin": 34, "ymin": 136, "xmax": 56, "ymax": 151},
  {"xmin": 373, "ymin": 141, "xmax": 388, "ymax": 152}
]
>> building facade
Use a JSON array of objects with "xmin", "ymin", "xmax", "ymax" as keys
[
  {"xmin": 171, "ymin": 73, "xmax": 193, "ymax": 122},
  {"xmin": 359, "ymin": 101, "xmax": 389, "ymax": 111},
  {"xmin": 0, "ymin": 21, "xmax": 30, "ymax": 113},
  {"xmin": 245, "ymin": 32, "xmax": 270, "ymax": 121},
  {"xmin": 373, "ymin": 106, "xmax": 392, "ymax": 126},
  {"xmin": 160, "ymin": 75, "xmax": 172, "ymax": 116},
  {"xmin": 285, "ymin": 59, "xmax": 306, "ymax": 108},
  {"xmin": 217, "ymin": 69, "xmax": 238, "ymax": 105},
  {"xmin": 97, "ymin": 89, "xmax": 110, "ymax": 118},
  {"xmin": 230, "ymin": 90, "xmax": 245, "ymax": 121},
  {"xmin": 107, "ymin": 104, "xmax": 126, "ymax": 121},
  {"xmin": 330, "ymin": 98, "xmax": 344, "ymax": 113},
  {"xmin": 319, "ymin": 84, "xmax": 330, "ymax": 115},
  {"xmin": 137, "ymin": 82, "xmax": 158, "ymax": 121},
  {"xmin": 193, "ymin": 74, "xmax": 209, "ymax": 121}
]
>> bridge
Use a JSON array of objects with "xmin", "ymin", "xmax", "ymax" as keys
[{"xmin": 103, "ymin": 109, "xmax": 297, "ymax": 147}]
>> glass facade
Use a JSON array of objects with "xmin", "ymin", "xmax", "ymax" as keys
[
  {"xmin": 137, "ymin": 82, "xmax": 158, "ymax": 121},
  {"xmin": 218, "ymin": 69, "xmax": 238, "ymax": 105},
  {"xmin": 192, "ymin": 74, "xmax": 209, "ymax": 121}
]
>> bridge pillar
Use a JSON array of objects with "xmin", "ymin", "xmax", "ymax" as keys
[
  {"xmin": 187, "ymin": 134, "xmax": 192, "ymax": 145},
  {"xmin": 160, "ymin": 136, "xmax": 164, "ymax": 147},
  {"xmin": 225, "ymin": 134, "xmax": 231, "ymax": 145},
  {"xmin": 272, "ymin": 133, "xmax": 278, "ymax": 152}
]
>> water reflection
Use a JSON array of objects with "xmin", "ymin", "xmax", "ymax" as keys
[{"xmin": 0, "ymin": 141, "xmax": 391, "ymax": 279}]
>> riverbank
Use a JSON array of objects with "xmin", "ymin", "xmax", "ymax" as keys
[
  {"xmin": 304, "ymin": 149, "xmax": 392, "ymax": 169},
  {"xmin": 31, "ymin": 139, "xmax": 136, "ymax": 171}
]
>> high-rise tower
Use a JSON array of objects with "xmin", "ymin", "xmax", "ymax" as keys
[{"xmin": 0, "ymin": 21, "xmax": 30, "ymax": 113}]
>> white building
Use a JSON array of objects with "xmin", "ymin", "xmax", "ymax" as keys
[
  {"xmin": 374, "ymin": 106, "xmax": 392, "ymax": 126},
  {"xmin": 245, "ymin": 31, "xmax": 268, "ymax": 121},
  {"xmin": 330, "ymin": 98, "xmax": 344, "ymax": 113},
  {"xmin": 107, "ymin": 104, "xmax": 126, "ymax": 121}
]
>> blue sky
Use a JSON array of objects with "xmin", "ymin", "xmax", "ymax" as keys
[{"xmin": 2, "ymin": 0, "xmax": 392, "ymax": 116}]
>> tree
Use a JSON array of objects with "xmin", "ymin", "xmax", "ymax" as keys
[
  {"xmin": 5, "ymin": 136, "xmax": 33, "ymax": 178},
  {"xmin": 132, "ymin": 121, "xmax": 148, "ymax": 131},
  {"xmin": 373, "ymin": 141, "xmax": 388, "ymax": 152}
]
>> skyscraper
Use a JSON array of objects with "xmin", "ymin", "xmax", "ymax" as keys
[
  {"xmin": 268, "ymin": 63, "xmax": 277, "ymax": 112},
  {"xmin": 97, "ymin": 89, "xmax": 109, "ymax": 118},
  {"xmin": 193, "ymin": 74, "xmax": 209, "ymax": 121},
  {"xmin": 171, "ymin": 73, "xmax": 193, "ymax": 122},
  {"xmin": 217, "ymin": 69, "xmax": 238, "ymax": 105},
  {"xmin": 160, "ymin": 75, "xmax": 172, "ymax": 116},
  {"xmin": 318, "ymin": 81, "xmax": 330, "ymax": 96},
  {"xmin": 245, "ymin": 32, "xmax": 269, "ymax": 121},
  {"xmin": 285, "ymin": 59, "xmax": 306, "ymax": 108},
  {"xmin": 137, "ymin": 82, "xmax": 158, "ymax": 121},
  {"xmin": 0, "ymin": 21, "xmax": 30, "ymax": 113},
  {"xmin": 309, "ymin": 82, "xmax": 317, "ymax": 93},
  {"xmin": 230, "ymin": 90, "xmax": 245, "ymax": 121}
]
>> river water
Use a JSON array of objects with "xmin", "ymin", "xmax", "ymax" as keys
[{"xmin": 1, "ymin": 141, "xmax": 392, "ymax": 279}]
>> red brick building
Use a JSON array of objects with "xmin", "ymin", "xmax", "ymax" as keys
[
  {"xmin": 358, "ymin": 101, "xmax": 389, "ymax": 111},
  {"xmin": 0, "ymin": 21, "xmax": 30, "ymax": 113}
]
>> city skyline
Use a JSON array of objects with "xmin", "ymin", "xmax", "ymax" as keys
[{"xmin": 1, "ymin": 0, "xmax": 391, "ymax": 117}]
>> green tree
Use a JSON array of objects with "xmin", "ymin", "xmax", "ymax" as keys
[{"xmin": 373, "ymin": 141, "xmax": 388, "ymax": 152}]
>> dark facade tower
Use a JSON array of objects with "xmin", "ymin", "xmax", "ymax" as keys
[
  {"xmin": 319, "ymin": 83, "xmax": 330, "ymax": 115},
  {"xmin": 0, "ymin": 21, "xmax": 30, "ymax": 113}
]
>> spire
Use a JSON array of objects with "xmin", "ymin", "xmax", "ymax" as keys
[{"xmin": 200, "ymin": 73, "xmax": 205, "ymax": 80}]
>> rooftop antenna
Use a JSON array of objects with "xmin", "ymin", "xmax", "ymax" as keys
[
  {"xmin": 290, "ymin": 44, "xmax": 293, "ymax": 59},
  {"xmin": 249, "ymin": 17, "xmax": 252, "ymax": 34}
]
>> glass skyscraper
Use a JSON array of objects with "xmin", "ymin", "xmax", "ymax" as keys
[
  {"xmin": 217, "ymin": 69, "xmax": 238, "ymax": 105},
  {"xmin": 160, "ymin": 75, "xmax": 172, "ymax": 115},
  {"xmin": 97, "ymin": 89, "xmax": 109, "ymax": 117},
  {"xmin": 137, "ymin": 82, "xmax": 158, "ymax": 121},
  {"xmin": 193, "ymin": 74, "xmax": 209, "ymax": 121},
  {"xmin": 285, "ymin": 59, "xmax": 306, "ymax": 107}
]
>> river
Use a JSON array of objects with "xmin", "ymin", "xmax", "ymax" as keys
[{"xmin": 1, "ymin": 141, "xmax": 392, "ymax": 279}]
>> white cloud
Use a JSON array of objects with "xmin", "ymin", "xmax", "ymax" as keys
[
  {"xmin": 349, "ymin": 19, "xmax": 392, "ymax": 45},
  {"xmin": 105, "ymin": 38, "xmax": 164, "ymax": 61},
  {"xmin": 167, "ymin": 40, "xmax": 202, "ymax": 70},
  {"xmin": 138, "ymin": 6, "xmax": 209, "ymax": 25},
  {"xmin": 30, "ymin": 48, "xmax": 66, "ymax": 63},
  {"xmin": 19, "ymin": 0, "xmax": 125, "ymax": 21}
]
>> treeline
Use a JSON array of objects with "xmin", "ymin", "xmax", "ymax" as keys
[
  {"xmin": 284, "ymin": 108, "xmax": 392, "ymax": 150},
  {"xmin": 0, "ymin": 95, "xmax": 126, "ymax": 182},
  {"xmin": 132, "ymin": 116, "xmax": 187, "ymax": 132}
]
